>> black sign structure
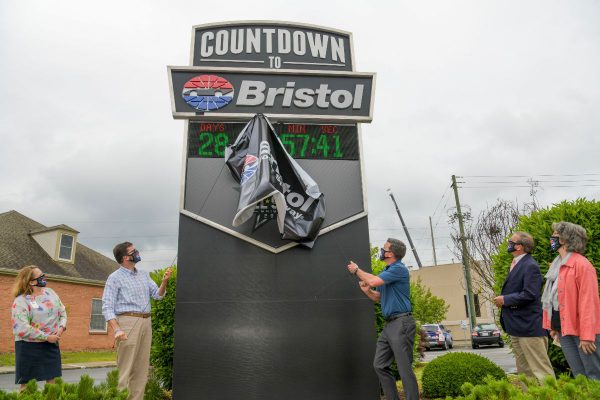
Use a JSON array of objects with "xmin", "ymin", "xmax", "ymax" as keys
[{"xmin": 170, "ymin": 21, "xmax": 379, "ymax": 400}]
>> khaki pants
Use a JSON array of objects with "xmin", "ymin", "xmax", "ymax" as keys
[
  {"xmin": 116, "ymin": 316, "xmax": 152, "ymax": 400},
  {"xmin": 511, "ymin": 336, "xmax": 555, "ymax": 381}
]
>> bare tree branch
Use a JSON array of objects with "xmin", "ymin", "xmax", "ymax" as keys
[{"xmin": 449, "ymin": 199, "xmax": 523, "ymax": 301}]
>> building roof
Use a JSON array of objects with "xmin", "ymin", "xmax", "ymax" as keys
[
  {"xmin": 0, "ymin": 210, "xmax": 118, "ymax": 283},
  {"xmin": 30, "ymin": 224, "xmax": 79, "ymax": 235}
]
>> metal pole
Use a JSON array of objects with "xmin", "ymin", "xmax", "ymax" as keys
[
  {"xmin": 429, "ymin": 216, "xmax": 437, "ymax": 266},
  {"xmin": 451, "ymin": 175, "xmax": 477, "ymax": 328},
  {"xmin": 387, "ymin": 189, "xmax": 422, "ymax": 268}
]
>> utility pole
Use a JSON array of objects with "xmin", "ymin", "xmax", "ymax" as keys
[
  {"xmin": 451, "ymin": 175, "xmax": 477, "ymax": 328},
  {"xmin": 387, "ymin": 189, "xmax": 422, "ymax": 268},
  {"xmin": 429, "ymin": 216, "xmax": 438, "ymax": 266}
]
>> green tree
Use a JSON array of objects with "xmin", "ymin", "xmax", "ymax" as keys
[
  {"xmin": 150, "ymin": 266, "xmax": 177, "ymax": 390},
  {"xmin": 492, "ymin": 198, "xmax": 600, "ymax": 373}
]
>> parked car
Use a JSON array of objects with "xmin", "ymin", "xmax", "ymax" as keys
[
  {"xmin": 422, "ymin": 324, "xmax": 453, "ymax": 350},
  {"xmin": 471, "ymin": 323, "xmax": 504, "ymax": 348}
]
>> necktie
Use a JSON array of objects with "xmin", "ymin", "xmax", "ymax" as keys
[{"xmin": 510, "ymin": 259, "xmax": 516, "ymax": 271}]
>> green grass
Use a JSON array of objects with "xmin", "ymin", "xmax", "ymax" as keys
[{"xmin": 0, "ymin": 350, "xmax": 116, "ymax": 367}]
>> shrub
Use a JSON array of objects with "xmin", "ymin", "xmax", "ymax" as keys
[
  {"xmin": 421, "ymin": 352, "xmax": 506, "ymax": 398},
  {"xmin": 0, "ymin": 370, "xmax": 128, "ymax": 399},
  {"xmin": 145, "ymin": 371, "xmax": 173, "ymax": 400},
  {"xmin": 150, "ymin": 266, "xmax": 177, "ymax": 389},
  {"xmin": 492, "ymin": 199, "xmax": 600, "ymax": 374},
  {"xmin": 454, "ymin": 373, "xmax": 600, "ymax": 399}
]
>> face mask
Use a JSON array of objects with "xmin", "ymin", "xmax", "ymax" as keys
[
  {"xmin": 129, "ymin": 250, "xmax": 142, "ymax": 264},
  {"xmin": 379, "ymin": 248, "xmax": 388, "ymax": 261},
  {"xmin": 507, "ymin": 240, "xmax": 518, "ymax": 253},
  {"xmin": 550, "ymin": 236, "xmax": 561, "ymax": 252},
  {"xmin": 32, "ymin": 275, "xmax": 47, "ymax": 287}
]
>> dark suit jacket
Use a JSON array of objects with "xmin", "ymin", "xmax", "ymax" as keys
[{"xmin": 499, "ymin": 253, "xmax": 546, "ymax": 337}]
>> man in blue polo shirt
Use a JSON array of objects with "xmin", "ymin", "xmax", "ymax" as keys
[{"xmin": 347, "ymin": 238, "xmax": 418, "ymax": 400}]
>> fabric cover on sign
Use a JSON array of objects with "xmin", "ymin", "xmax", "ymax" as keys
[{"xmin": 224, "ymin": 114, "xmax": 325, "ymax": 247}]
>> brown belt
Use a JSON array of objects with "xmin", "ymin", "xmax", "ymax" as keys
[{"xmin": 118, "ymin": 312, "xmax": 151, "ymax": 318}]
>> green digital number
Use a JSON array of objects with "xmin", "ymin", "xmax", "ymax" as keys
[
  {"xmin": 197, "ymin": 132, "xmax": 229, "ymax": 157},
  {"xmin": 333, "ymin": 134, "xmax": 343, "ymax": 158},
  {"xmin": 297, "ymin": 134, "xmax": 309, "ymax": 157},
  {"xmin": 316, "ymin": 135, "xmax": 330, "ymax": 158},
  {"xmin": 280, "ymin": 134, "xmax": 296, "ymax": 156},
  {"xmin": 214, "ymin": 133, "xmax": 228, "ymax": 157},
  {"xmin": 198, "ymin": 132, "xmax": 213, "ymax": 156}
]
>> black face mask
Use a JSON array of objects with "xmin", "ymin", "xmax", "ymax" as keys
[
  {"xmin": 32, "ymin": 274, "xmax": 47, "ymax": 287},
  {"xmin": 507, "ymin": 240, "xmax": 519, "ymax": 253},
  {"xmin": 128, "ymin": 250, "xmax": 141, "ymax": 264},
  {"xmin": 550, "ymin": 236, "xmax": 561, "ymax": 252},
  {"xmin": 379, "ymin": 248, "xmax": 389, "ymax": 261}
]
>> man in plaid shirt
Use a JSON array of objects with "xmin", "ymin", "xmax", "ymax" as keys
[{"xmin": 102, "ymin": 241, "xmax": 172, "ymax": 400}]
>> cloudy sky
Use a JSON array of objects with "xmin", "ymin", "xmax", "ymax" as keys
[{"xmin": 1, "ymin": 0, "xmax": 599, "ymax": 271}]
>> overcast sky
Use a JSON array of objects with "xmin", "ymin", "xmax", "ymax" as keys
[{"xmin": 1, "ymin": 0, "xmax": 599, "ymax": 271}]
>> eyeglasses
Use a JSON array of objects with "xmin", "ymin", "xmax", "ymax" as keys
[
  {"xmin": 507, "ymin": 240, "xmax": 521, "ymax": 246},
  {"xmin": 127, "ymin": 250, "xmax": 139, "ymax": 256}
]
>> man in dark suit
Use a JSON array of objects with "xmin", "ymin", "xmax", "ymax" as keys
[{"xmin": 494, "ymin": 231, "xmax": 554, "ymax": 381}]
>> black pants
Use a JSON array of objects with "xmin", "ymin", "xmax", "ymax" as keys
[{"xmin": 373, "ymin": 315, "xmax": 419, "ymax": 400}]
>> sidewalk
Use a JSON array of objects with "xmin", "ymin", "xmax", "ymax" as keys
[{"xmin": 0, "ymin": 361, "xmax": 116, "ymax": 375}]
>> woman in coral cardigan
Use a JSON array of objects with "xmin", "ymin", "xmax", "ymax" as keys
[{"xmin": 541, "ymin": 221, "xmax": 600, "ymax": 379}]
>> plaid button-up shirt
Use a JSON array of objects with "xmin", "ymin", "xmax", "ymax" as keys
[{"xmin": 102, "ymin": 266, "xmax": 164, "ymax": 321}]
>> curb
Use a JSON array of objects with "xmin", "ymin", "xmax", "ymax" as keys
[{"xmin": 0, "ymin": 362, "xmax": 116, "ymax": 375}]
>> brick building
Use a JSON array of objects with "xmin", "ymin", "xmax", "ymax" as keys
[{"xmin": 0, "ymin": 210, "xmax": 119, "ymax": 352}]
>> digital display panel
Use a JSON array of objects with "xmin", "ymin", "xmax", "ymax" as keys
[{"xmin": 188, "ymin": 122, "xmax": 359, "ymax": 160}]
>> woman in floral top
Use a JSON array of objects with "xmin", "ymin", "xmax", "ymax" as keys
[{"xmin": 11, "ymin": 265, "xmax": 67, "ymax": 388}]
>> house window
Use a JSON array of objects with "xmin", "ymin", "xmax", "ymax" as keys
[
  {"xmin": 58, "ymin": 234, "xmax": 74, "ymax": 261},
  {"xmin": 90, "ymin": 299, "xmax": 107, "ymax": 332},
  {"xmin": 464, "ymin": 294, "xmax": 481, "ymax": 318}
]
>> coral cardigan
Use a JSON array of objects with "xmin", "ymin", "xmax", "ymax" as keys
[{"xmin": 542, "ymin": 252, "xmax": 600, "ymax": 341}]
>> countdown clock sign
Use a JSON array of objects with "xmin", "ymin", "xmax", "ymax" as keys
[
  {"xmin": 170, "ymin": 21, "xmax": 380, "ymax": 400},
  {"xmin": 188, "ymin": 122, "xmax": 359, "ymax": 160}
]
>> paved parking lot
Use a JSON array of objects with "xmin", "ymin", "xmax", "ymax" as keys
[{"xmin": 422, "ymin": 345, "xmax": 517, "ymax": 374}]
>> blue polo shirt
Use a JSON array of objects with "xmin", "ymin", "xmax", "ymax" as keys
[{"xmin": 377, "ymin": 260, "xmax": 411, "ymax": 318}]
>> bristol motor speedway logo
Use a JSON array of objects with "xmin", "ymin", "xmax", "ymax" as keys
[
  {"xmin": 182, "ymin": 75, "xmax": 234, "ymax": 111},
  {"xmin": 240, "ymin": 154, "xmax": 259, "ymax": 184}
]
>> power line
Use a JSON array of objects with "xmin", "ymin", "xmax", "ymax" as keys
[
  {"xmin": 463, "ymin": 179, "xmax": 600, "ymax": 184},
  {"xmin": 462, "ymin": 185, "xmax": 600, "ymax": 189},
  {"xmin": 369, "ymin": 226, "xmax": 451, "ymax": 231},
  {"xmin": 462, "ymin": 173, "xmax": 600, "ymax": 178},
  {"xmin": 414, "ymin": 185, "xmax": 452, "ymax": 254}
]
